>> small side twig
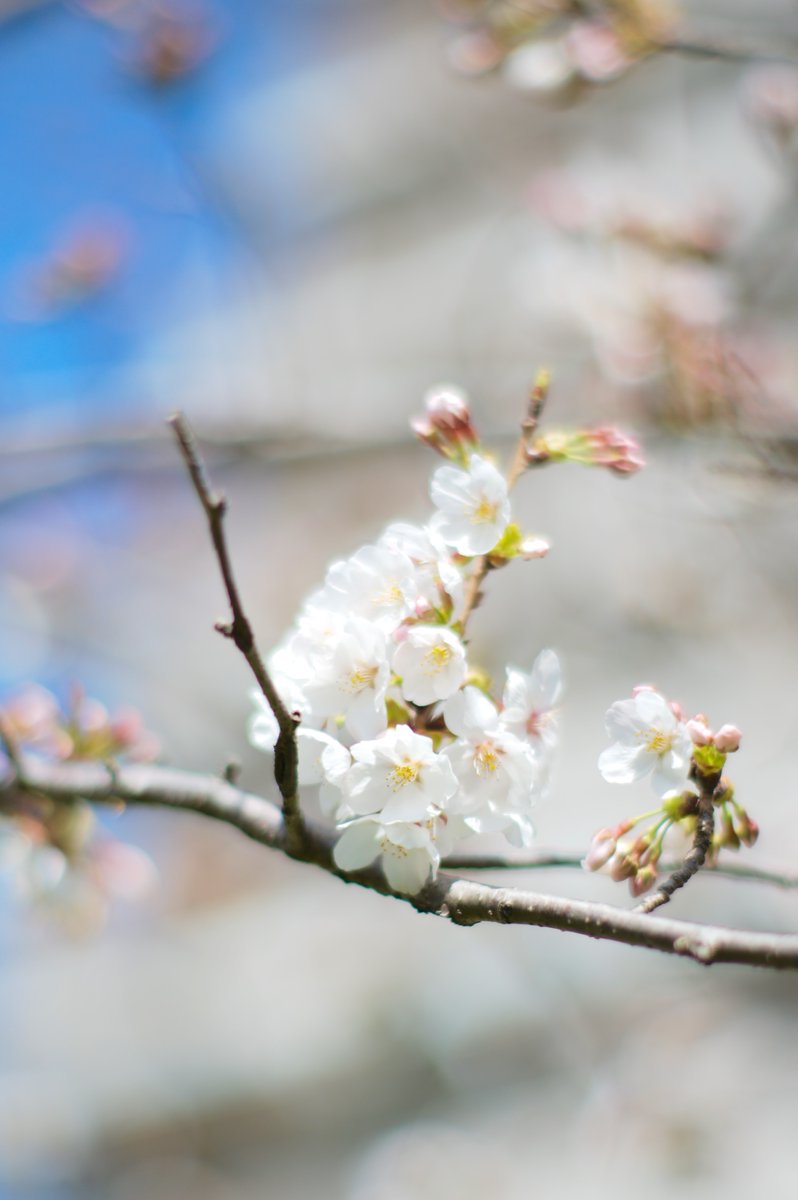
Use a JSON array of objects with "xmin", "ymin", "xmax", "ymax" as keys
[
  {"xmin": 457, "ymin": 374, "xmax": 550, "ymax": 632},
  {"xmin": 635, "ymin": 779, "xmax": 717, "ymax": 914},
  {"xmin": 168, "ymin": 413, "xmax": 303, "ymax": 846}
]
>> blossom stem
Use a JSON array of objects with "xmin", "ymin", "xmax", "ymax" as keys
[{"xmin": 634, "ymin": 779, "xmax": 717, "ymax": 914}]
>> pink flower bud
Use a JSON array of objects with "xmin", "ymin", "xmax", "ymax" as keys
[
  {"xmin": 608, "ymin": 850, "xmax": 636, "ymax": 881},
  {"xmin": 686, "ymin": 717, "xmax": 713, "ymax": 746},
  {"xmin": 586, "ymin": 427, "xmax": 645, "ymax": 475},
  {"xmin": 714, "ymin": 724, "xmax": 742, "ymax": 753},
  {"xmin": 629, "ymin": 865, "xmax": 657, "ymax": 898},
  {"xmin": 411, "ymin": 385, "xmax": 478, "ymax": 457},
  {"xmin": 583, "ymin": 828, "xmax": 616, "ymax": 871}
]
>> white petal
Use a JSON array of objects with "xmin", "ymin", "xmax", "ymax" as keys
[
  {"xmin": 598, "ymin": 742, "xmax": 648, "ymax": 784},
  {"xmin": 332, "ymin": 822, "xmax": 380, "ymax": 872},
  {"xmin": 382, "ymin": 847, "xmax": 433, "ymax": 894}
]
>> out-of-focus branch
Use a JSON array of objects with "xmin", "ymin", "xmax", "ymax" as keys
[
  {"xmin": 168, "ymin": 413, "xmax": 302, "ymax": 845},
  {"xmin": 3, "ymin": 753, "xmax": 798, "ymax": 969},
  {"xmin": 442, "ymin": 850, "xmax": 798, "ymax": 890},
  {"xmin": 659, "ymin": 31, "xmax": 798, "ymax": 67}
]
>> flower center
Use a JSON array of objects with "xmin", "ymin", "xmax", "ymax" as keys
[
  {"xmin": 475, "ymin": 742, "xmax": 500, "ymax": 775},
  {"xmin": 373, "ymin": 582, "xmax": 404, "ymax": 609},
  {"xmin": 379, "ymin": 837, "xmax": 408, "ymax": 859},
  {"xmin": 388, "ymin": 760, "xmax": 421, "ymax": 790},
  {"xmin": 645, "ymin": 729, "xmax": 673, "ymax": 756},
  {"xmin": 424, "ymin": 643, "xmax": 452, "ymax": 675},
  {"xmin": 345, "ymin": 664, "xmax": 379, "ymax": 694},
  {"xmin": 471, "ymin": 495, "xmax": 498, "ymax": 525}
]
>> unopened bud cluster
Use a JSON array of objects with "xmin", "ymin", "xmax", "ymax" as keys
[{"xmin": 585, "ymin": 686, "xmax": 755, "ymax": 896}]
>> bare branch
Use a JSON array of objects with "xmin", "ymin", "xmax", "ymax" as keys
[
  {"xmin": 167, "ymin": 413, "xmax": 302, "ymax": 844},
  {"xmin": 4, "ymin": 753, "xmax": 798, "ymax": 970}
]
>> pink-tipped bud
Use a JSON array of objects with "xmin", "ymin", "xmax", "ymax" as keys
[
  {"xmin": 609, "ymin": 850, "xmax": 636, "ymax": 881},
  {"xmin": 587, "ymin": 426, "xmax": 645, "ymax": 475},
  {"xmin": 537, "ymin": 426, "xmax": 644, "ymax": 475},
  {"xmin": 686, "ymin": 717, "xmax": 713, "ymax": 746},
  {"xmin": 629, "ymin": 864, "xmax": 658, "ymax": 898},
  {"xmin": 583, "ymin": 828, "xmax": 616, "ymax": 871},
  {"xmin": 714, "ymin": 724, "xmax": 742, "ymax": 753},
  {"xmin": 411, "ymin": 385, "xmax": 478, "ymax": 457}
]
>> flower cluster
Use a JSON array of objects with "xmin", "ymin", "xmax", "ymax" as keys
[
  {"xmin": 586, "ymin": 686, "xmax": 754, "ymax": 896},
  {"xmin": 0, "ymin": 686, "xmax": 158, "ymax": 929},
  {"xmin": 250, "ymin": 387, "xmax": 562, "ymax": 894}
]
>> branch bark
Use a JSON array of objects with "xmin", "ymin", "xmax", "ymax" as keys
[{"xmin": 4, "ymin": 754, "xmax": 798, "ymax": 970}]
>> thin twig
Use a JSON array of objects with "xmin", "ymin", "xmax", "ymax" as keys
[
  {"xmin": 1, "ymin": 753, "xmax": 798, "ymax": 969},
  {"xmin": 168, "ymin": 413, "xmax": 302, "ymax": 845},
  {"xmin": 457, "ymin": 375, "xmax": 549, "ymax": 632},
  {"xmin": 635, "ymin": 779, "xmax": 716, "ymax": 914}
]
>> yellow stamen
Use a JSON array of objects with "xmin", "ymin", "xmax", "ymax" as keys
[
  {"xmin": 645, "ymin": 730, "xmax": 673, "ymax": 755},
  {"xmin": 424, "ymin": 644, "xmax": 452, "ymax": 674},
  {"xmin": 471, "ymin": 495, "xmax": 498, "ymax": 525},
  {"xmin": 388, "ymin": 761, "xmax": 421, "ymax": 790},
  {"xmin": 345, "ymin": 664, "xmax": 379, "ymax": 693},
  {"xmin": 475, "ymin": 743, "xmax": 500, "ymax": 775},
  {"xmin": 373, "ymin": 583, "xmax": 404, "ymax": 608}
]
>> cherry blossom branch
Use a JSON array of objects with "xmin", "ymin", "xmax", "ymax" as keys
[
  {"xmin": 3, "ymin": 753, "xmax": 798, "ymax": 969},
  {"xmin": 168, "ymin": 413, "xmax": 302, "ymax": 845}
]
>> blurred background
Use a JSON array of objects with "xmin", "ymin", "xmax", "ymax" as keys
[{"xmin": 3, "ymin": 0, "xmax": 798, "ymax": 1196}]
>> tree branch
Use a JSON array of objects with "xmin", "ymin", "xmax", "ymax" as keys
[
  {"xmin": 4, "ymin": 754, "xmax": 798, "ymax": 970},
  {"xmin": 167, "ymin": 413, "xmax": 302, "ymax": 846}
]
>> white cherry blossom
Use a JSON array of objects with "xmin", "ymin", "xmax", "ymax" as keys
[
  {"xmin": 302, "ymin": 617, "xmax": 390, "ymax": 738},
  {"xmin": 308, "ymin": 543, "xmax": 421, "ymax": 631},
  {"xmin": 442, "ymin": 686, "xmax": 540, "ymax": 834},
  {"xmin": 430, "ymin": 454, "xmax": 511, "ymax": 556},
  {"xmin": 378, "ymin": 522, "xmax": 464, "ymax": 611},
  {"xmin": 392, "ymin": 624, "xmax": 467, "ymax": 706},
  {"xmin": 341, "ymin": 725, "xmax": 459, "ymax": 823},
  {"xmin": 333, "ymin": 815, "xmax": 448, "ymax": 895},
  {"xmin": 598, "ymin": 688, "xmax": 693, "ymax": 797},
  {"xmin": 501, "ymin": 648, "xmax": 562, "ymax": 751}
]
